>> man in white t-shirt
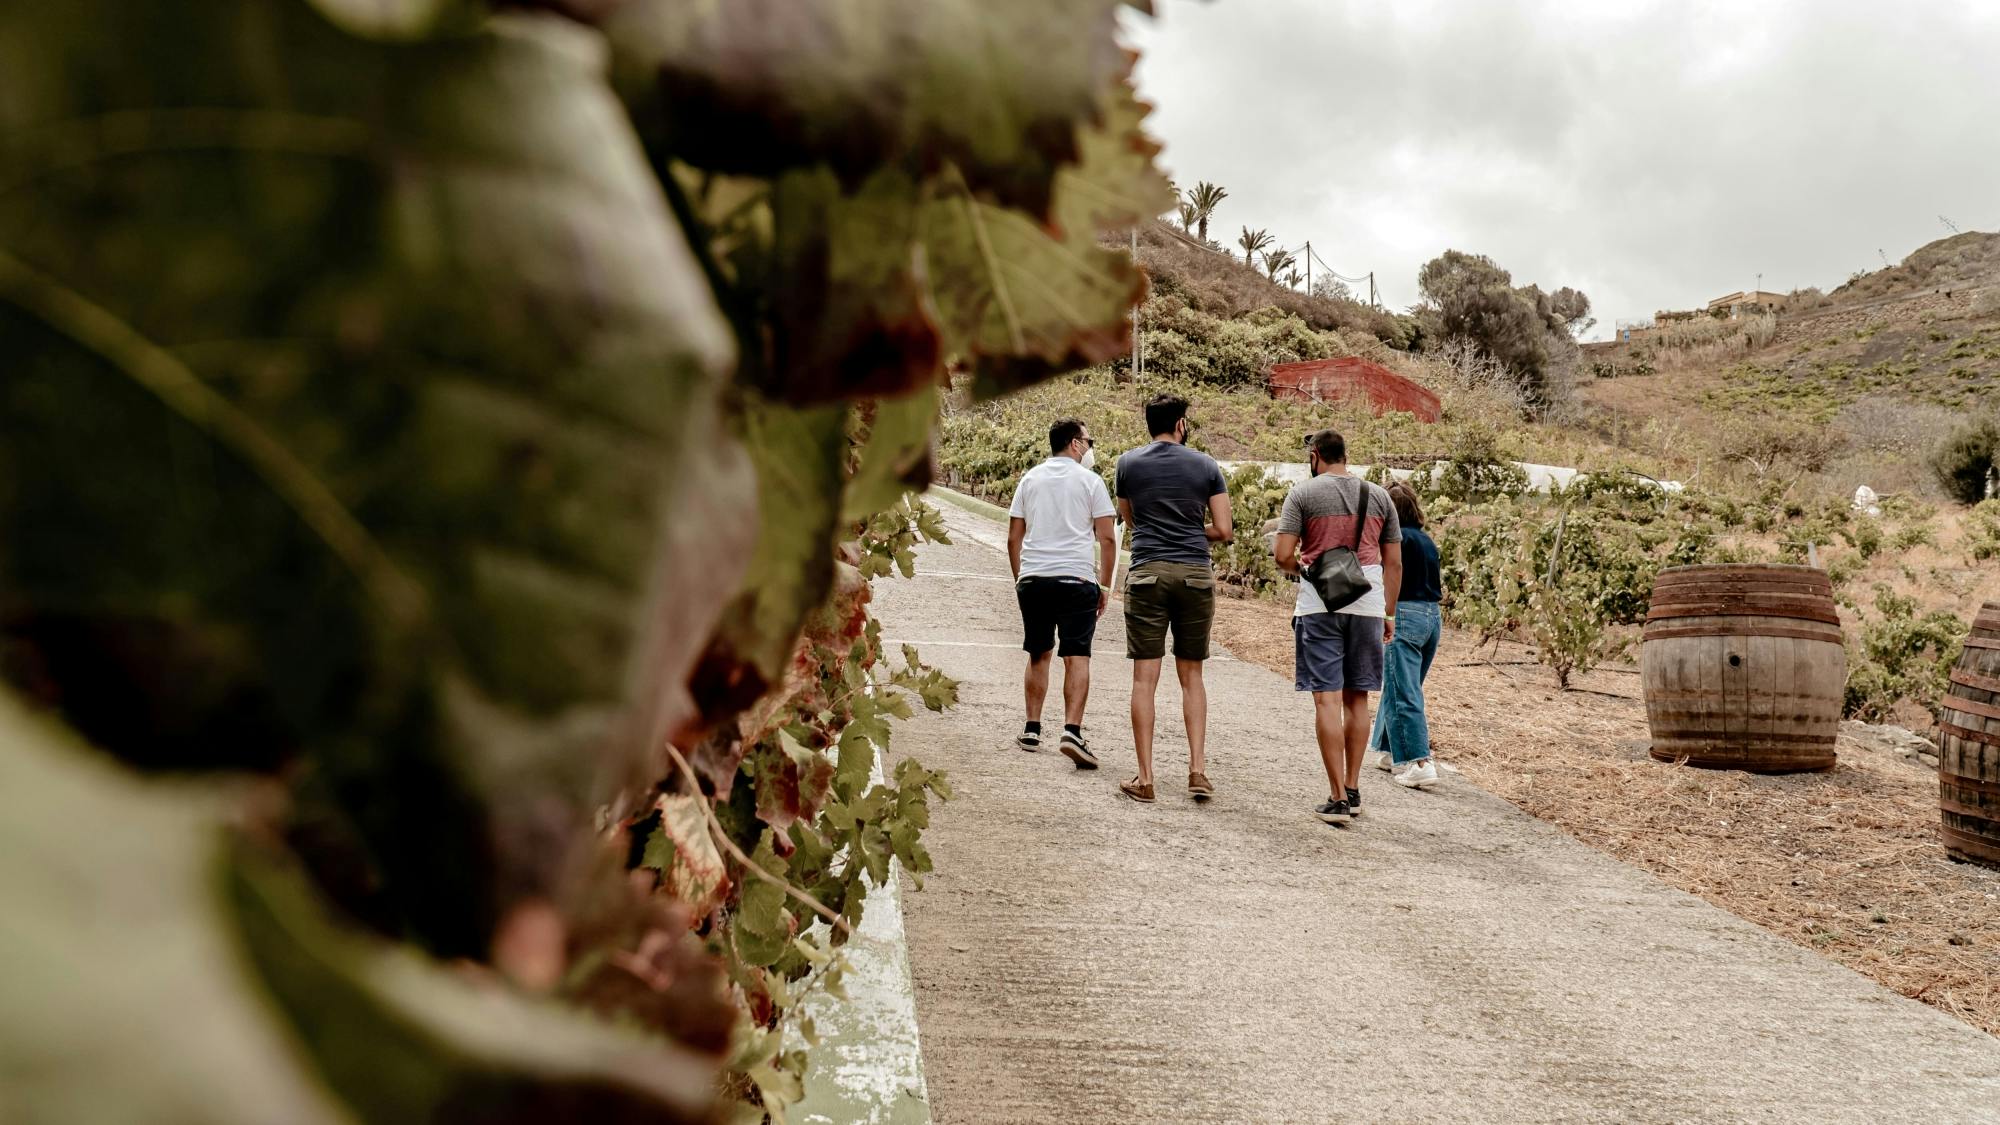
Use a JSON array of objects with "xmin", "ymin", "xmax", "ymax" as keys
[{"xmin": 1007, "ymin": 418, "xmax": 1117, "ymax": 768}]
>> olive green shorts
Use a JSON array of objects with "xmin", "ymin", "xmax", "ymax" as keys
[{"xmin": 1123, "ymin": 560, "xmax": 1216, "ymax": 661}]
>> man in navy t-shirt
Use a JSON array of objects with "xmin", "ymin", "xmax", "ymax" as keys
[{"xmin": 1112, "ymin": 394, "xmax": 1233, "ymax": 805}]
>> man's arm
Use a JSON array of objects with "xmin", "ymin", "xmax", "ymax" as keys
[
  {"xmin": 1116, "ymin": 497, "xmax": 1135, "ymax": 528},
  {"xmin": 1093, "ymin": 514, "xmax": 1116, "ymax": 616},
  {"xmin": 1007, "ymin": 516, "xmax": 1027, "ymax": 579},
  {"xmin": 1275, "ymin": 532, "xmax": 1301, "ymax": 577},
  {"xmin": 1380, "ymin": 540, "xmax": 1403, "ymax": 643},
  {"xmin": 1205, "ymin": 491, "xmax": 1234, "ymax": 543}
]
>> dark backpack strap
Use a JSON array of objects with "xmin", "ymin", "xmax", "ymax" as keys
[{"xmin": 1350, "ymin": 480, "xmax": 1369, "ymax": 551}]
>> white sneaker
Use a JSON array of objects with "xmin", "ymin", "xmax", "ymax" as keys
[
  {"xmin": 1365, "ymin": 749, "xmax": 1392, "ymax": 772},
  {"xmin": 1393, "ymin": 760, "xmax": 1438, "ymax": 789}
]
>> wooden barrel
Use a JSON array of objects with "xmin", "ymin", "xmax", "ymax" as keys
[
  {"xmin": 1641, "ymin": 564, "xmax": 1844, "ymax": 772},
  {"xmin": 1939, "ymin": 603, "xmax": 2000, "ymax": 868}
]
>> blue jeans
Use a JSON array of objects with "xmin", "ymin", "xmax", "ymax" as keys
[{"xmin": 1368, "ymin": 600, "xmax": 1440, "ymax": 764}]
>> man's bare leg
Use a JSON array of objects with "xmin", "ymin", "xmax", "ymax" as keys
[
  {"xmin": 1061, "ymin": 655, "xmax": 1090, "ymax": 727},
  {"xmin": 1024, "ymin": 650, "xmax": 1052, "ymax": 724},
  {"xmin": 1130, "ymin": 658, "xmax": 1162, "ymax": 785},
  {"xmin": 1175, "ymin": 657, "xmax": 1207, "ymax": 775},
  {"xmin": 1342, "ymin": 688, "xmax": 1371, "ymax": 790},
  {"xmin": 1313, "ymin": 691, "xmax": 1347, "ymax": 797}
]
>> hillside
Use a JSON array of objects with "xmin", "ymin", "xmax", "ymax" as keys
[{"xmin": 1580, "ymin": 231, "xmax": 2000, "ymax": 496}]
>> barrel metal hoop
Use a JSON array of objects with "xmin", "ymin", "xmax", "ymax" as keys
[
  {"xmin": 1942, "ymin": 694, "xmax": 2000, "ymax": 724},
  {"xmin": 1949, "ymin": 667, "xmax": 2000, "ymax": 696},
  {"xmin": 1642, "ymin": 624, "xmax": 1843, "ymax": 643},
  {"xmin": 1939, "ymin": 720, "xmax": 2000, "ymax": 749}
]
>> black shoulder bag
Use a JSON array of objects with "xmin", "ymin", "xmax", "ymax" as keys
[{"xmin": 1305, "ymin": 483, "xmax": 1372, "ymax": 612}]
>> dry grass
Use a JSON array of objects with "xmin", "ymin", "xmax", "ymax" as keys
[{"xmin": 1209, "ymin": 595, "xmax": 2000, "ymax": 1037}]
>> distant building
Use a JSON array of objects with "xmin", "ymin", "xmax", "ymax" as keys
[{"xmin": 1705, "ymin": 290, "xmax": 1788, "ymax": 315}]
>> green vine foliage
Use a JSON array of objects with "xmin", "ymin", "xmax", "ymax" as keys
[
  {"xmin": 1843, "ymin": 586, "xmax": 1968, "ymax": 722},
  {"xmin": 0, "ymin": 0, "xmax": 1170, "ymax": 1120}
]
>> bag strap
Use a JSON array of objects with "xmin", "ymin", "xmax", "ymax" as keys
[{"xmin": 1349, "ymin": 480, "xmax": 1369, "ymax": 551}]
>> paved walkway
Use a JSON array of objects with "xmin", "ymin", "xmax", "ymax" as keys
[{"xmin": 873, "ymin": 498, "xmax": 2000, "ymax": 1124}]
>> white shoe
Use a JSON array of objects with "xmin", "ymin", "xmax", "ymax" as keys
[
  {"xmin": 1365, "ymin": 749, "xmax": 1392, "ymax": 772},
  {"xmin": 1393, "ymin": 760, "xmax": 1438, "ymax": 789}
]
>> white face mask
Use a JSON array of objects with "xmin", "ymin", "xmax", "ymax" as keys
[{"xmin": 1080, "ymin": 445, "xmax": 1097, "ymax": 470}]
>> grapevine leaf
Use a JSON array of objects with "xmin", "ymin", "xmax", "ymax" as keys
[
  {"xmin": 654, "ymin": 794, "xmax": 728, "ymax": 916},
  {"xmin": 0, "ymin": 691, "xmax": 714, "ymax": 1124},
  {"xmin": 0, "ymin": 0, "xmax": 745, "ymax": 955},
  {"xmin": 696, "ymin": 399, "xmax": 849, "ymax": 706},
  {"xmin": 921, "ymin": 76, "xmax": 1172, "ymax": 398},
  {"xmin": 845, "ymin": 385, "xmax": 942, "ymax": 520},
  {"xmin": 834, "ymin": 723, "xmax": 877, "ymax": 797},
  {"xmin": 606, "ymin": 0, "xmax": 1131, "ymax": 217},
  {"xmin": 750, "ymin": 731, "xmax": 837, "ymax": 831}
]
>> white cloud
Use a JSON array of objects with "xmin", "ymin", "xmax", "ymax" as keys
[{"xmin": 1127, "ymin": 0, "xmax": 2000, "ymax": 336}]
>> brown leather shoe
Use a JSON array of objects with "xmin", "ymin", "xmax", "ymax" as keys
[
  {"xmin": 1188, "ymin": 772, "xmax": 1214, "ymax": 800},
  {"xmin": 1119, "ymin": 777, "xmax": 1155, "ymax": 803}
]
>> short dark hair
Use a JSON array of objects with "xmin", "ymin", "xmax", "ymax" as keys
[
  {"xmin": 1144, "ymin": 394, "xmax": 1190, "ymax": 438},
  {"xmin": 1387, "ymin": 481, "xmax": 1426, "ymax": 529},
  {"xmin": 1308, "ymin": 428, "xmax": 1347, "ymax": 464},
  {"xmin": 1048, "ymin": 417, "xmax": 1086, "ymax": 455}
]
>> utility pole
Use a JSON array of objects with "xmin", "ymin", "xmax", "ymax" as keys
[
  {"xmin": 1129, "ymin": 228, "xmax": 1142, "ymax": 380},
  {"xmin": 1305, "ymin": 240, "xmax": 1311, "ymax": 296},
  {"xmin": 1368, "ymin": 272, "xmax": 1378, "ymax": 308}
]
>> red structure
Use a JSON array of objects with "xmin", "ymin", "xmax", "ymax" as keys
[{"xmin": 1268, "ymin": 357, "xmax": 1441, "ymax": 422}]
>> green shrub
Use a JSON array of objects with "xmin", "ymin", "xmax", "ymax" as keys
[
  {"xmin": 1210, "ymin": 465, "xmax": 1288, "ymax": 595},
  {"xmin": 1928, "ymin": 415, "xmax": 1999, "ymax": 503},
  {"xmin": 1843, "ymin": 586, "xmax": 1968, "ymax": 721},
  {"xmin": 1967, "ymin": 499, "xmax": 2000, "ymax": 562}
]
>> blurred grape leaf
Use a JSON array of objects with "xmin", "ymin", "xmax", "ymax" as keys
[
  {"xmin": 606, "ymin": 0, "xmax": 1130, "ymax": 217},
  {"xmin": 0, "ymin": 0, "xmax": 741, "ymax": 955},
  {"xmin": 0, "ymin": 690, "xmax": 714, "ymax": 1125},
  {"xmin": 923, "ymin": 76, "xmax": 1172, "ymax": 397},
  {"xmin": 844, "ymin": 386, "xmax": 940, "ymax": 521},
  {"xmin": 692, "ymin": 399, "xmax": 849, "ymax": 710}
]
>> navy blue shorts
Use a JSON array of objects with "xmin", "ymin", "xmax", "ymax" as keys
[{"xmin": 1293, "ymin": 611, "xmax": 1385, "ymax": 693}]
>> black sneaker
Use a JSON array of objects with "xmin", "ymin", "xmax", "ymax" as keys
[
  {"xmin": 1315, "ymin": 798, "xmax": 1353, "ymax": 824},
  {"xmin": 1017, "ymin": 726, "xmax": 1041, "ymax": 752},
  {"xmin": 1059, "ymin": 729, "xmax": 1099, "ymax": 769},
  {"xmin": 1346, "ymin": 787, "xmax": 1362, "ymax": 816}
]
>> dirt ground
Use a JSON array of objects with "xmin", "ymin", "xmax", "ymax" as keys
[{"xmin": 1211, "ymin": 594, "xmax": 2000, "ymax": 1036}]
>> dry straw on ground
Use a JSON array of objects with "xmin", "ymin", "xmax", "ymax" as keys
[{"xmin": 1211, "ymin": 596, "xmax": 2000, "ymax": 1036}]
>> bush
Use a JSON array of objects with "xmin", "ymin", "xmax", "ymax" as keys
[
  {"xmin": 1967, "ymin": 499, "xmax": 2000, "ymax": 562},
  {"xmin": 1210, "ymin": 465, "xmax": 1288, "ymax": 594},
  {"xmin": 1929, "ymin": 415, "xmax": 1999, "ymax": 503},
  {"xmin": 1843, "ymin": 586, "xmax": 1968, "ymax": 721}
]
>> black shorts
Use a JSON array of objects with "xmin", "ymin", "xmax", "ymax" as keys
[{"xmin": 1016, "ymin": 576, "xmax": 1101, "ymax": 658}]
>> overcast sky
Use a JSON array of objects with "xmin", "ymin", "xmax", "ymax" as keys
[{"xmin": 1126, "ymin": 0, "xmax": 2000, "ymax": 339}]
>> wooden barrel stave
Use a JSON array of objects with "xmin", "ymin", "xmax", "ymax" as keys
[
  {"xmin": 1940, "ymin": 604, "xmax": 2000, "ymax": 868},
  {"xmin": 1641, "ymin": 565, "xmax": 1844, "ymax": 772}
]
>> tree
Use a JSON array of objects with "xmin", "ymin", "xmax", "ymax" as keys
[
  {"xmin": 1311, "ymin": 274, "xmax": 1353, "ymax": 301},
  {"xmin": 1930, "ymin": 415, "xmax": 2000, "ymax": 503},
  {"xmin": 1188, "ymin": 180, "xmax": 1228, "ymax": 243},
  {"xmin": 1549, "ymin": 285, "xmax": 1594, "ymax": 337},
  {"xmin": 1177, "ymin": 200, "xmax": 1198, "ymax": 233},
  {"xmin": 1263, "ymin": 247, "xmax": 1297, "ymax": 281},
  {"xmin": 1283, "ymin": 269, "xmax": 1302, "ymax": 289},
  {"xmin": 1417, "ymin": 249, "xmax": 1581, "ymax": 411},
  {"xmin": 1239, "ymin": 226, "xmax": 1273, "ymax": 266}
]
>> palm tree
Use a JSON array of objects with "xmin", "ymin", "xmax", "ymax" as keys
[
  {"xmin": 1188, "ymin": 181, "xmax": 1228, "ymax": 243},
  {"xmin": 1238, "ymin": 226, "xmax": 1272, "ymax": 267},
  {"xmin": 1263, "ymin": 247, "xmax": 1297, "ymax": 281},
  {"xmin": 1177, "ymin": 201, "xmax": 1198, "ymax": 233},
  {"xmin": 1283, "ymin": 269, "xmax": 1303, "ymax": 290}
]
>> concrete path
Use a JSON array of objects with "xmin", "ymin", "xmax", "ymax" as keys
[{"xmin": 873, "ymin": 498, "xmax": 2000, "ymax": 1124}]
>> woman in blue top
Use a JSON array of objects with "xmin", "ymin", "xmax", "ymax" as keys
[{"xmin": 1366, "ymin": 482, "xmax": 1443, "ymax": 788}]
